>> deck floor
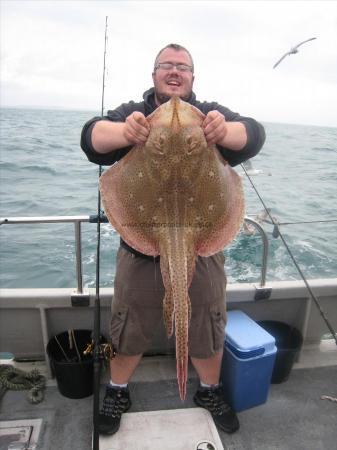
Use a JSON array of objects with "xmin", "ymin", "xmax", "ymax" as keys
[{"xmin": 1, "ymin": 360, "xmax": 336, "ymax": 450}]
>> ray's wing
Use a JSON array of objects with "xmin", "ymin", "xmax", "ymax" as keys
[
  {"xmin": 100, "ymin": 144, "xmax": 163, "ymax": 256},
  {"xmin": 195, "ymin": 152, "xmax": 245, "ymax": 256},
  {"xmin": 273, "ymin": 52, "xmax": 290, "ymax": 69},
  {"xmin": 294, "ymin": 37, "xmax": 317, "ymax": 50}
]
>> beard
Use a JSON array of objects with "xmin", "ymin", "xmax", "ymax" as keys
[{"xmin": 155, "ymin": 90, "xmax": 192, "ymax": 105}]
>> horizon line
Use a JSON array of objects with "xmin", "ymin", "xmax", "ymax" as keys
[{"xmin": 1, "ymin": 104, "xmax": 336, "ymax": 129}]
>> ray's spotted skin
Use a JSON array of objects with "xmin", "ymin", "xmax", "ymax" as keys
[{"xmin": 100, "ymin": 97, "xmax": 245, "ymax": 400}]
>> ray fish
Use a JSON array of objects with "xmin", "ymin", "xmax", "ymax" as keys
[{"xmin": 100, "ymin": 96, "xmax": 245, "ymax": 400}]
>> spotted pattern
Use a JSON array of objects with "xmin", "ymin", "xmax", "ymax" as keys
[{"xmin": 99, "ymin": 96, "xmax": 245, "ymax": 400}]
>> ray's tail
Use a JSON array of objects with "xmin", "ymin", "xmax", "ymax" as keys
[{"xmin": 160, "ymin": 229, "xmax": 195, "ymax": 401}]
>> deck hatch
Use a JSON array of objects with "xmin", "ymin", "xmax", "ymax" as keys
[{"xmin": 0, "ymin": 419, "xmax": 42, "ymax": 450}]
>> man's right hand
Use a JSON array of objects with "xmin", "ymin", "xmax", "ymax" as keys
[{"xmin": 123, "ymin": 112, "xmax": 150, "ymax": 145}]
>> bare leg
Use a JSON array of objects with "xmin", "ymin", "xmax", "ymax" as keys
[
  {"xmin": 191, "ymin": 349, "xmax": 223, "ymax": 385},
  {"xmin": 109, "ymin": 353, "xmax": 143, "ymax": 384}
]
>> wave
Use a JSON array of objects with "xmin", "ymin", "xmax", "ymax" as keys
[
  {"xmin": 312, "ymin": 146, "xmax": 336, "ymax": 153},
  {"xmin": 1, "ymin": 109, "xmax": 336, "ymax": 288},
  {"xmin": 20, "ymin": 165, "xmax": 58, "ymax": 175}
]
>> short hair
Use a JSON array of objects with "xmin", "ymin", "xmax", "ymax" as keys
[{"xmin": 154, "ymin": 43, "xmax": 194, "ymax": 73}]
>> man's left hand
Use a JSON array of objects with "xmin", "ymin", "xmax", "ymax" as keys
[{"xmin": 202, "ymin": 111, "xmax": 228, "ymax": 145}]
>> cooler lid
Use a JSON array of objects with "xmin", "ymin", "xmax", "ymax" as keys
[{"xmin": 225, "ymin": 310, "xmax": 276, "ymax": 358}]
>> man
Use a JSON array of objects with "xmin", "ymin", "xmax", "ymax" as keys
[{"xmin": 81, "ymin": 43, "xmax": 265, "ymax": 436}]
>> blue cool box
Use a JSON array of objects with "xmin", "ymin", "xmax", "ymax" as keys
[{"xmin": 220, "ymin": 310, "xmax": 277, "ymax": 412}]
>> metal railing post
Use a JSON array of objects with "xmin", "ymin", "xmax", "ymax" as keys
[
  {"xmin": 1, "ymin": 215, "xmax": 271, "ymax": 299},
  {"xmin": 74, "ymin": 221, "xmax": 83, "ymax": 294},
  {"xmin": 0, "ymin": 215, "xmax": 90, "ymax": 305},
  {"xmin": 244, "ymin": 217, "xmax": 269, "ymax": 287}
]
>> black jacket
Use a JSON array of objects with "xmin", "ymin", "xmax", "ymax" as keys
[{"xmin": 80, "ymin": 87, "xmax": 265, "ymax": 167}]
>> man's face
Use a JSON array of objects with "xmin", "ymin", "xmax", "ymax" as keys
[{"xmin": 152, "ymin": 48, "xmax": 195, "ymax": 105}]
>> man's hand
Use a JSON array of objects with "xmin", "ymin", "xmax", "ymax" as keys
[
  {"xmin": 202, "ymin": 111, "xmax": 228, "ymax": 145},
  {"xmin": 123, "ymin": 112, "xmax": 150, "ymax": 145}
]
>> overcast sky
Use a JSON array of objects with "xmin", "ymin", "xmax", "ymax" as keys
[{"xmin": 1, "ymin": 0, "xmax": 337, "ymax": 127}]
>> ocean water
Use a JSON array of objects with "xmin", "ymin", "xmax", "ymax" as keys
[{"xmin": 0, "ymin": 107, "xmax": 336, "ymax": 289}]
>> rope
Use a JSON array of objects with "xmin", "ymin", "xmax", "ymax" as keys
[
  {"xmin": 260, "ymin": 218, "xmax": 337, "ymax": 227},
  {"xmin": 245, "ymin": 214, "xmax": 337, "ymax": 239},
  {"xmin": 277, "ymin": 219, "xmax": 337, "ymax": 226},
  {"xmin": 246, "ymin": 210, "xmax": 337, "ymax": 228},
  {"xmin": 0, "ymin": 364, "xmax": 46, "ymax": 404}
]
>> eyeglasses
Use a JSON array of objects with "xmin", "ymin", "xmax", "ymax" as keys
[{"xmin": 155, "ymin": 62, "xmax": 193, "ymax": 73}]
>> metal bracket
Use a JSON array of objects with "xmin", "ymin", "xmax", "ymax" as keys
[
  {"xmin": 89, "ymin": 213, "xmax": 108, "ymax": 223},
  {"xmin": 71, "ymin": 291, "xmax": 90, "ymax": 307},
  {"xmin": 254, "ymin": 286, "xmax": 272, "ymax": 301}
]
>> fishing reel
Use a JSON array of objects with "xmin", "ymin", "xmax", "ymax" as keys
[{"xmin": 83, "ymin": 340, "xmax": 116, "ymax": 361}]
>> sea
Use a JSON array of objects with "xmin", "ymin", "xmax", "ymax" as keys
[{"xmin": 0, "ymin": 107, "xmax": 336, "ymax": 289}]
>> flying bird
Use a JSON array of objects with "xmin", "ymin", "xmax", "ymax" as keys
[{"xmin": 273, "ymin": 37, "xmax": 317, "ymax": 69}]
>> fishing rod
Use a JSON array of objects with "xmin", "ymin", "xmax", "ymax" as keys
[
  {"xmin": 241, "ymin": 163, "xmax": 337, "ymax": 346},
  {"xmin": 92, "ymin": 15, "xmax": 108, "ymax": 450}
]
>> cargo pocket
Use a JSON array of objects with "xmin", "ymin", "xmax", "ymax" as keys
[
  {"xmin": 110, "ymin": 304, "xmax": 129, "ymax": 352},
  {"xmin": 210, "ymin": 302, "xmax": 226, "ymax": 353}
]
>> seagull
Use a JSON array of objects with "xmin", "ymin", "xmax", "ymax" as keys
[{"xmin": 273, "ymin": 37, "xmax": 317, "ymax": 69}]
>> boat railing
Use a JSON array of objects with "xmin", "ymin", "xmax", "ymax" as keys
[{"xmin": 0, "ymin": 214, "xmax": 269, "ymax": 292}]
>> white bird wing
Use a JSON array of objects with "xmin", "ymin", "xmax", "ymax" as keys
[
  {"xmin": 273, "ymin": 52, "xmax": 290, "ymax": 69},
  {"xmin": 294, "ymin": 37, "xmax": 317, "ymax": 50},
  {"xmin": 273, "ymin": 37, "xmax": 317, "ymax": 68}
]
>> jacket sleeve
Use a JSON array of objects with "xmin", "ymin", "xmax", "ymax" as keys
[
  {"xmin": 80, "ymin": 102, "xmax": 143, "ymax": 166},
  {"xmin": 199, "ymin": 102, "xmax": 266, "ymax": 167}
]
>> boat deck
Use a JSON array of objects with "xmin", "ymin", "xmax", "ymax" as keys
[{"xmin": 1, "ymin": 348, "xmax": 336, "ymax": 450}]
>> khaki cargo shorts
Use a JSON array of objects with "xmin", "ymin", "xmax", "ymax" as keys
[{"xmin": 110, "ymin": 247, "xmax": 227, "ymax": 359}]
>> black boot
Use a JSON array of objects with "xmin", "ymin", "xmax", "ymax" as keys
[
  {"xmin": 98, "ymin": 385, "xmax": 131, "ymax": 435},
  {"xmin": 194, "ymin": 384, "xmax": 239, "ymax": 434}
]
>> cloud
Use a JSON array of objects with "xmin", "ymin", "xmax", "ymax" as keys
[{"xmin": 1, "ymin": 0, "xmax": 336, "ymax": 126}]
